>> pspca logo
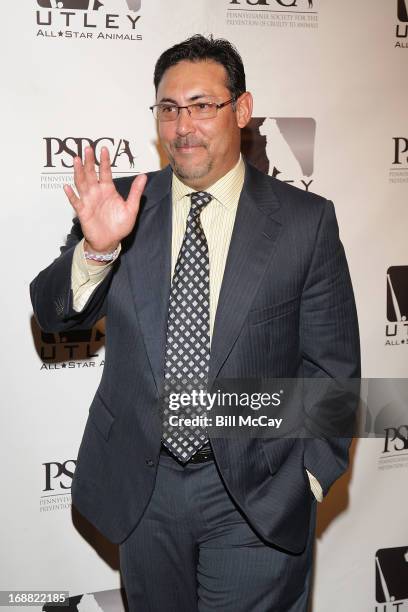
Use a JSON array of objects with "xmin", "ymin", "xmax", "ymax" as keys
[
  {"xmin": 41, "ymin": 136, "xmax": 138, "ymax": 190},
  {"xmin": 378, "ymin": 422, "xmax": 408, "ymax": 471},
  {"xmin": 375, "ymin": 546, "xmax": 408, "ymax": 608},
  {"xmin": 43, "ymin": 459, "xmax": 76, "ymax": 492},
  {"xmin": 364, "ymin": 378, "xmax": 408, "ymax": 472},
  {"xmin": 35, "ymin": 0, "xmax": 142, "ymax": 42},
  {"xmin": 390, "ymin": 137, "xmax": 408, "ymax": 184},
  {"xmin": 242, "ymin": 117, "xmax": 316, "ymax": 191},
  {"xmin": 395, "ymin": 0, "xmax": 408, "ymax": 48},
  {"xmin": 226, "ymin": 0, "xmax": 318, "ymax": 30},
  {"xmin": 229, "ymin": 0, "xmax": 315, "ymax": 9},
  {"xmin": 383, "ymin": 425, "xmax": 408, "ymax": 453},
  {"xmin": 385, "ymin": 266, "xmax": 408, "ymax": 347},
  {"xmin": 44, "ymin": 136, "xmax": 136, "ymax": 169},
  {"xmin": 40, "ymin": 459, "xmax": 76, "ymax": 512}
]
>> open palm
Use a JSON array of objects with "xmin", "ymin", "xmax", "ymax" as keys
[{"xmin": 64, "ymin": 146, "xmax": 147, "ymax": 253}]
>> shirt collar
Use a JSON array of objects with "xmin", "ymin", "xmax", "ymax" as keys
[{"xmin": 172, "ymin": 154, "xmax": 245, "ymax": 211}]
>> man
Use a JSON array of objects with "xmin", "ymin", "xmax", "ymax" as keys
[{"xmin": 31, "ymin": 35, "xmax": 360, "ymax": 611}]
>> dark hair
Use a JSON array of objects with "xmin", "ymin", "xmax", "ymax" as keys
[{"xmin": 153, "ymin": 34, "xmax": 246, "ymax": 101}]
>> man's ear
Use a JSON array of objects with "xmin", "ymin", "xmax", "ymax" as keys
[{"xmin": 235, "ymin": 92, "xmax": 253, "ymax": 129}]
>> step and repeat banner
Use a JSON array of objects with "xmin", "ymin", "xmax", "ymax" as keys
[{"xmin": 1, "ymin": 1, "xmax": 407, "ymax": 610}]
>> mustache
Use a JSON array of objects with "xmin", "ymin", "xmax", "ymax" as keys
[{"xmin": 173, "ymin": 138, "xmax": 207, "ymax": 148}]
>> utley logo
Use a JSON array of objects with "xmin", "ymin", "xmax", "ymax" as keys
[
  {"xmin": 37, "ymin": 0, "xmax": 141, "ymax": 10},
  {"xmin": 242, "ymin": 117, "xmax": 316, "ymax": 192},
  {"xmin": 375, "ymin": 546, "xmax": 408, "ymax": 607},
  {"xmin": 41, "ymin": 589, "xmax": 128, "ymax": 612},
  {"xmin": 35, "ymin": 0, "xmax": 142, "ymax": 42},
  {"xmin": 32, "ymin": 319, "xmax": 106, "ymax": 368},
  {"xmin": 395, "ymin": 0, "xmax": 408, "ymax": 48},
  {"xmin": 387, "ymin": 267, "xmax": 408, "ymax": 323},
  {"xmin": 385, "ymin": 266, "xmax": 408, "ymax": 347},
  {"xmin": 398, "ymin": 0, "xmax": 408, "ymax": 21},
  {"xmin": 38, "ymin": 327, "xmax": 105, "ymax": 364}
]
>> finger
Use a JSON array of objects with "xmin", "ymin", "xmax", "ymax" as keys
[
  {"xmin": 63, "ymin": 184, "xmax": 82, "ymax": 213},
  {"xmin": 126, "ymin": 174, "xmax": 147, "ymax": 217},
  {"xmin": 99, "ymin": 146, "xmax": 113, "ymax": 184},
  {"xmin": 83, "ymin": 146, "xmax": 98, "ymax": 185},
  {"xmin": 73, "ymin": 155, "xmax": 87, "ymax": 196}
]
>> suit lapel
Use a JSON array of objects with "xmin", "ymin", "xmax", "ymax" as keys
[
  {"xmin": 124, "ymin": 166, "xmax": 173, "ymax": 396},
  {"xmin": 208, "ymin": 163, "xmax": 282, "ymax": 389}
]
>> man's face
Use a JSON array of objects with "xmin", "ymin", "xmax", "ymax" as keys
[{"xmin": 155, "ymin": 59, "xmax": 252, "ymax": 190}]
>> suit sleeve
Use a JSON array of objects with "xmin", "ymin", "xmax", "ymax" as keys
[
  {"xmin": 300, "ymin": 200, "xmax": 361, "ymax": 497},
  {"xmin": 30, "ymin": 216, "xmax": 114, "ymax": 332},
  {"xmin": 72, "ymin": 238, "xmax": 120, "ymax": 312}
]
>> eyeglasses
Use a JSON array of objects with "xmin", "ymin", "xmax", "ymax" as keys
[{"xmin": 149, "ymin": 98, "xmax": 235, "ymax": 122}]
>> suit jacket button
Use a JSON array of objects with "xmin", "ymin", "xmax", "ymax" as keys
[{"xmin": 145, "ymin": 459, "xmax": 154, "ymax": 467}]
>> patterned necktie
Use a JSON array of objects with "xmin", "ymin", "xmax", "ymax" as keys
[{"xmin": 161, "ymin": 191, "xmax": 212, "ymax": 462}]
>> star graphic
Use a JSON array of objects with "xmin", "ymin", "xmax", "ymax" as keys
[
  {"xmin": 62, "ymin": 363, "xmax": 67, "ymax": 368},
  {"xmin": 58, "ymin": 31, "xmax": 64, "ymax": 37}
]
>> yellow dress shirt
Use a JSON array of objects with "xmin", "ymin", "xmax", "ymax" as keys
[{"xmin": 70, "ymin": 156, "xmax": 323, "ymax": 502}]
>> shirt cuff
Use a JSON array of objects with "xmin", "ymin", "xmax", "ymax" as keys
[
  {"xmin": 306, "ymin": 469, "xmax": 323, "ymax": 502},
  {"xmin": 71, "ymin": 238, "xmax": 121, "ymax": 312}
]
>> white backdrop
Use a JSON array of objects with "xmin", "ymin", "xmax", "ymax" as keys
[{"xmin": 1, "ymin": 1, "xmax": 407, "ymax": 610}]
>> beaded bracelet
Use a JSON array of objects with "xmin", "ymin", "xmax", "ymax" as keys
[{"xmin": 84, "ymin": 246, "xmax": 120, "ymax": 263}]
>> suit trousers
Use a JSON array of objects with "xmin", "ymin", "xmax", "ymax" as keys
[{"xmin": 119, "ymin": 450, "xmax": 316, "ymax": 612}]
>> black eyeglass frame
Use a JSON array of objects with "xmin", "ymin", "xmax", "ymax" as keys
[{"xmin": 149, "ymin": 98, "xmax": 236, "ymax": 121}]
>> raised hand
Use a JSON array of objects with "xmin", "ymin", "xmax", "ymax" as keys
[{"xmin": 63, "ymin": 146, "xmax": 147, "ymax": 254}]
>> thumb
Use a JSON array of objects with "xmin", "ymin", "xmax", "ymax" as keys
[{"xmin": 126, "ymin": 173, "xmax": 147, "ymax": 217}]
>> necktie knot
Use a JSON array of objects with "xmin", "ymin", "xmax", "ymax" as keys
[{"xmin": 190, "ymin": 191, "xmax": 212, "ymax": 216}]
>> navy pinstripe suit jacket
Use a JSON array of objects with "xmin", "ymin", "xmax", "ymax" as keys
[{"xmin": 30, "ymin": 160, "xmax": 360, "ymax": 554}]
